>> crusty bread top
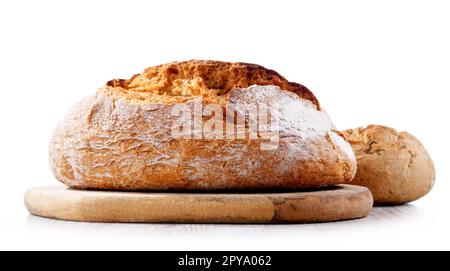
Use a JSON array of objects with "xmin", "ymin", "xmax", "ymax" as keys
[
  {"xmin": 343, "ymin": 124, "xmax": 435, "ymax": 178},
  {"xmin": 344, "ymin": 125, "xmax": 414, "ymax": 151},
  {"xmin": 106, "ymin": 60, "xmax": 320, "ymax": 108}
]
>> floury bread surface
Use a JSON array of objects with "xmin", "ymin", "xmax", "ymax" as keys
[{"xmin": 49, "ymin": 60, "xmax": 356, "ymax": 190}]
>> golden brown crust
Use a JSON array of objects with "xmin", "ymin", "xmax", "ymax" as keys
[
  {"xmin": 49, "ymin": 60, "xmax": 356, "ymax": 191},
  {"xmin": 343, "ymin": 125, "xmax": 435, "ymax": 205},
  {"xmin": 106, "ymin": 60, "xmax": 320, "ymax": 108}
]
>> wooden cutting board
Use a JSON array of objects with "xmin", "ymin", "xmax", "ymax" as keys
[{"xmin": 24, "ymin": 184, "xmax": 373, "ymax": 223}]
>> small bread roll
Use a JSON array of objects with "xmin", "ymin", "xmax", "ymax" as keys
[{"xmin": 343, "ymin": 125, "xmax": 435, "ymax": 205}]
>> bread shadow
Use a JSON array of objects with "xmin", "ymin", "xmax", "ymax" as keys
[{"xmin": 71, "ymin": 185, "xmax": 343, "ymax": 194}]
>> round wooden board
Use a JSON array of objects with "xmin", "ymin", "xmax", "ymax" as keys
[{"xmin": 25, "ymin": 184, "xmax": 373, "ymax": 223}]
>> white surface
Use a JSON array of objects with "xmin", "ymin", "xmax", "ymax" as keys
[{"xmin": 0, "ymin": 0, "xmax": 449, "ymax": 251}]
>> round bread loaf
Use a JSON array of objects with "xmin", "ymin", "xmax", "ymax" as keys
[
  {"xmin": 49, "ymin": 60, "xmax": 356, "ymax": 190},
  {"xmin": 343, "ymin": 125, "xmax": 435, "ymax": 205}
]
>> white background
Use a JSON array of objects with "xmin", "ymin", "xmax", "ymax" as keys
[{"xmin": 0, "ymin": 0, "xmax": 449, "ymax": 250}]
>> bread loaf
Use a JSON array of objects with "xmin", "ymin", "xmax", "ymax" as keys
[
  {"xmin": 49, "ymin": 60, "xmax": 356, "ymax": 190},
  {"xmin": 343, "ymin": 125, "xmax": 435, "ymax": 205}
]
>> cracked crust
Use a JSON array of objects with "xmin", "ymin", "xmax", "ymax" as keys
[
  {"xmin": 343, "ymin": 125, "xmax": 435, "ymax": 205},
  {"xmin": 49, "ymin": 60, "xmax": 356, "ymax": 191},
  {"xmin": 106, "ymin": 60, "xmax": 320, "ymax": 108}
]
